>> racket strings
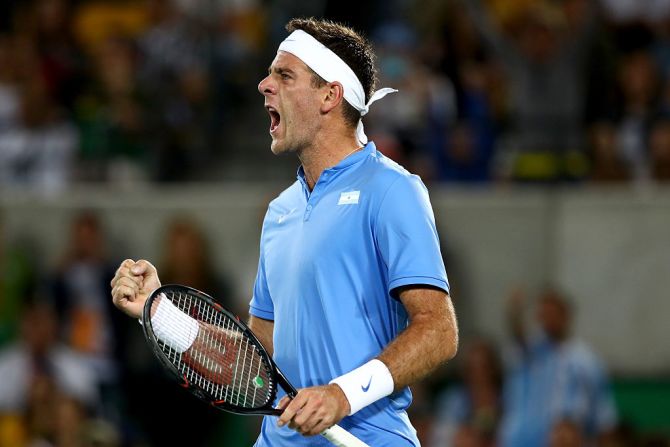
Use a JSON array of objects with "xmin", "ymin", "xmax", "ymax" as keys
[{"xmin": 154, "ymin": 291, "xmax": 273, "ymax": 409}]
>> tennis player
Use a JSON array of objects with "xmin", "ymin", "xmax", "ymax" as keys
[{"xmin": 111, "ymin": 18, "xmax": 458, "ymax": 446}]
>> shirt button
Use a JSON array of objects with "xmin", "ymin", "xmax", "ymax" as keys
[{"xmin": 306, "ymin": 205, "xmax": 313, "ymax": 211}]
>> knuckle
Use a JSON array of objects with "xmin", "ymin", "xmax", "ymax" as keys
[{"xmin": 121, "ymin": 277, "xmax": 134, "ymax": 286}]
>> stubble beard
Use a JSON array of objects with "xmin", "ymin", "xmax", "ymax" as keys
[{"xmin": 270, "ymin": 129, "xmax": 312, "ymax": 156}]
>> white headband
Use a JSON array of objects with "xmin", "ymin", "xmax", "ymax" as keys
[{"xmin": 278, "ymin": 29, "xmax": 397, "ymax": 145}]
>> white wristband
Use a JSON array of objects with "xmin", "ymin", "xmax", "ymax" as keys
[
  {"xmin": 329, "ymin": 359, "xmax": 394, "ymax": 415},
  {"xmin": 150, "ymin": 293, "xmax": 199, "ymax": 353}
]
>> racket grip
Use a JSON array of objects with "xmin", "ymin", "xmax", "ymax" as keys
[{"xmin": 321, "ymin": 424, "xmax": 370, "ymax": 447}]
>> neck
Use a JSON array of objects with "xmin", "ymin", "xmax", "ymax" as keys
[{"xmin": 298, "ymin": 128, "xmax": 362, "ymax": 190}]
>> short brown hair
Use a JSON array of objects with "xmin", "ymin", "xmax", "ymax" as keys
[{"xmin": 286, "ymin": 18, "xmax": 377, "ymax": 128}]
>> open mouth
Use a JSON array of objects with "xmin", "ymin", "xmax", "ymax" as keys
[{"xmin": 266, "ymin": 106, "xmax": 281, "ymax": 134}]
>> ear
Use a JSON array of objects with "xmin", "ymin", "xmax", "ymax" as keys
[{"xmin": 320, "ymin": 81, "xmax": 344, "ymax": 114}]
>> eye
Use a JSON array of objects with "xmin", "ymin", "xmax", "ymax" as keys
[{"xmin": 281, "ymin": 73, "xmax": 291, "ymax": 80}]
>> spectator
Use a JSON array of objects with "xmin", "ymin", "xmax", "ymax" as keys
[
  {"xmin": 4, "ymin": 369, "xmax": 112, "ymax": 447},
  {"xmin": 29, "ymin": 0, "xmax": 86, "ymax": 111},
  {"xmin": 588, "ymin": 121, "xmax": 632, "ymax": 182},
  {"xmin": 615, "ymin": 49, "xmax": 661, "ymax": 182},
  {"xmin": 0, "ymin": 75, "xmax": 77, "ymax": 194},
  {"xmin": 159, "ymin": 217, "xmax": 233, "ymax": 307},
  {"xmin": 430, "ymin": 338, "xmax": 502, "ymax": 447},
  {"xmin": 137, "ymin": 0, "xmax": 216, "ymax": 181},
  {"xmin": 76, "ymin": 34, "xmax": 149, "ymax": 183},
  {"xmin": 648, "ymin": 117, "xmax": 670, "ymax": 181},
  {"xmin": 368, "ymin": 20, "xmax": 458, "ymax": 172},
  {"xmin": 49, "ymin": 211, "xmax": 131, "ymax": 421},
  {"xmin": 499, "ymin": 287, "xmax": 618, "ymax": 447},
  {"xmin": 117, "ymin": 216, "xmax": 235, "ymax": 446},
  {"xmin": 466, "ymin": 0, "xmax": 595, "ymax": 182},
  {"xmin": 429, "ymin": 121, "xmax": 493, "ymax": 183},
  {"xmin": 0, "ymin": 301, "xmax": 99, "ymax": 414},
  {"xmin": 428, "ymin": 4, "xmax": 499, "ymax": 183}
]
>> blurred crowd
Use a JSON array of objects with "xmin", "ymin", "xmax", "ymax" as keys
[
  {"xmin": 366, "ymin": 0, "xmax": 670, "ymax": 184},
  {"xmin": 418, "ymin": 287, "xmax": 628, "ymax": 447},
  {"xmin": 1, "ymin": 0, "xmax": 670, "ymax": 446},
  {"xmin": 2, "ymin": 0, "xmax": 670, "ymax": 190},
  {"xmin": 0, "ymin": 211, "xmax": 241, "ymax": 447},
  {"xmin": 1, "ymin": 208, "xmax": 669, "ymax": 447},
  {"xmin": 0, "ymin": 0, "xmax": 265, "ymax": 192}
]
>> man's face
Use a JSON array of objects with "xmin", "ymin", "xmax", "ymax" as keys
[
  {"xmin": 537, "ymin": 295, "xmax": 570, "ymax": 341},
  {"xmin": 258, "ymin": 51, "xmax": 324, "ymax": 155}
]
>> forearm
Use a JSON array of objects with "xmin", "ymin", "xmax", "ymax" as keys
[
  {"xmin": 378, "ymin": 311, "xmax": 457, "ymax": 391},
  {"xmin": 330, "ymin": 288, "xmax": 458, "ymax": 416},
  {"xmin": 378, "ymin": 292, "xmax": 458, "ymax": 390},
  {"xmin": 506, "ymin": 290, "xmax": 527, "ymax": 347}
]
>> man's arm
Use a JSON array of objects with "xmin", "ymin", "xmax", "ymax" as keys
[
  {"xmin": 507, "ymin": 287, "xmax": 528, "ymax": 348},
  {"xmin": 278, "ymin": 286, "xmax": 458, "ymax": 436},
  {"xmin": 249, "ymin": 315, "xmax": 274, "ymax": 357},
  {"xmin": 378, "ymin": 286, "xmax": 458, "ymax": 390}
]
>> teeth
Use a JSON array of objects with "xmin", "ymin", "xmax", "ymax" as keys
[{"xmin": 267, "ymin": 106, "xmax": 280, "ymax": 133}]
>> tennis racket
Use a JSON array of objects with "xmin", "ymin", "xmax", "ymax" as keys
[{"xmin": 141, "ymin": 284, "xmax": 369, "ymax": 447}]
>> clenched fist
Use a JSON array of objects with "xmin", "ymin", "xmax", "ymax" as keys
[{"xmin": 110, "ymin": 259, "xmax": 161, "ymax": 319}]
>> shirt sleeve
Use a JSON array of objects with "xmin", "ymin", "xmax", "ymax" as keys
[
  {"xmin": 249, "ymin": 215, "xmax": 275, "ymax": 320},
  {"xmin": 374, "ymin": 174, "xmax": 449, "ymax": 296}
]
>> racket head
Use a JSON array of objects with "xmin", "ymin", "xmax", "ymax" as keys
[{"xmin": 142, "ymin": 284, "xmax": 288, "ymax": 416}]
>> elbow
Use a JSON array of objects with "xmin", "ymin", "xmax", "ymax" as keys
[
  {"xmin": 424, "ymin": 319, "xmax": 458, "ymax": 366},
  {"xmin": 443, "ymin": 326, "xmax": 459, "ymax": 362},
  {"xmin": 441, "ymin": 312, "xmax": 459, "ymax": 363},
  {"xmin": 441, "ymin": 292, "xmax": 459, "ymax": 362}
]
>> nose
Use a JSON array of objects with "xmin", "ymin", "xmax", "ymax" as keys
[{"xmin": 258, "ymin": 75, "xmax": 275, "ymax": 96}]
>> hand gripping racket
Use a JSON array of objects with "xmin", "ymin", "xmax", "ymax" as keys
[{"xmin": 141, "ymin": 284, "xmax": 369, "ymax": 447}]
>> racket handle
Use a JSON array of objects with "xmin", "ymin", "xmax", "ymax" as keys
[{"xmin": 321, "ymin": 424, "xmax": 370, "ymax": 447}]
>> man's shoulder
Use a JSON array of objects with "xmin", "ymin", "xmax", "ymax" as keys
[
  {"xmin": 563, "ymin": 339, "xmax": 603, "ymax": 368},
  {"xmin": 363, "ymin": 149, "xmax": 426, "ymax": 197},
  {"xmin": 261, "ymin": 181, "xmax": 303, "ymax": 226},
  {"xmin": 366, "ymin": 149, "xmax": 412, "ymax": 179},
  {"xmin": 268, "ymin": 181, "xmax": 302, "ymax": 207}
]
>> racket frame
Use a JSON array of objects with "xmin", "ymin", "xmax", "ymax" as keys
[{"xmin": 142, "ymin": 284, "xmax": 296, "ymax": 416}]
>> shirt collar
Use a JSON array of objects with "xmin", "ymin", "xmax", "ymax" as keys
[
  {"xmin": 296, "ymin": 141, "xmax": 376, "ymax": 186},
  {"xmin": 329, "ymin": 141, "xmax": 376, "ymax": 171}
]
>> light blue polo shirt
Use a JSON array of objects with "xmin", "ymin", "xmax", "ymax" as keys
[{"xmin": 250, "ymin": 141, "xmax": 449, "ymax": 447}]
